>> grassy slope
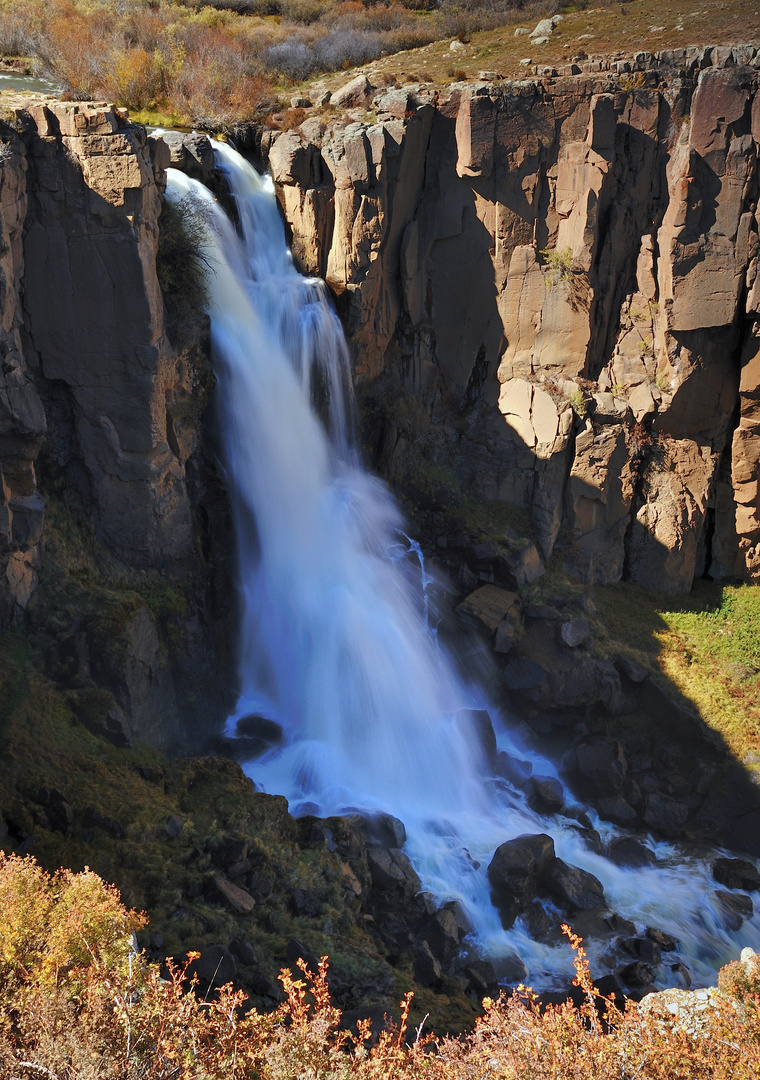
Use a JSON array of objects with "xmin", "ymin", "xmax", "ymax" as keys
[
  {"xmin": 594, "ymin": 581, "xmax": 760, "ymax": 760},
  {"xmin": 304, "ymin": 0, "xmax": 760, "ymax": 97}
]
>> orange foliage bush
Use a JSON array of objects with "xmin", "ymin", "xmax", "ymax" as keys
[
  {"xmin": 0, "ymin": 0, "xmax": 544, "ymax": 125},
  {"xmin": 105, "ymin": 47, "xmax": 158, "ymax": 111},
  {"xmin": 1, "ymin": 857, "xmax": 760, "ymax": 1079},
  {"xmin": 40, "ymin": 2, "xmax": 115, "ymax": 101}
]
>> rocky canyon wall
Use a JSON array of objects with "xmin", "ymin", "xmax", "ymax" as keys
[
  {"xmin": 2, "ymin": 44, "xmax": 759, "ymax": 747},
  {"xmin": 0, "ymin": 99, "xmax": 227, "ymax": 748},
  {"xmin": 261, "ymin": 45, "xmax": 760, "ymax": 593}
]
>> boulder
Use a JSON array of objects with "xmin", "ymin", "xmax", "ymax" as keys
[
  {"xmin": 457, "ymin": 585, "xmax": 519, "ymax": 633},
  {"xmin": 623, "ymin": 936, "xmax": 662, "ymax": 966},
  {"xmin": 498, "ymin": 542, "xmax": 545, "ymax": 588},
  {"xmin": 366, "ymin": 847, "xmax": 421, "ymax": 899},
  {"xmin": 331, "ymin": 74, "xmax": 373, "ymax": 109},
  {"xmin": 543, "ymin": 858, "xmax": 606, "ymax": 911},
  {"xmin": 644, "ymin": 793, "xmax": 689, "ymax": 838},
  {"xmin": 712, "ymin": 857, "xmax": 760, "ymax": 892},
  {"xmin": 597, "ymin": 796, "xmax": 638, "ymax": 826},
  {"xmin": 236, "ymin": 714, "xmax": 284, "ymax": 745},
  {"xmin": 560, "ymin": 617, "xmax": 591, "ymax": 648},
  {"xmin": 619, "ymin": 960, "xmax": 657, "ymax": 988},
  {"xmin": 212, "ymin": 875, "xmax": 255, "ymax": 915},
  {"xmin": 645, "ymin": 927, "xmax": 677, "ymax": 952},
  {"xmin": 528, "ymin": 775, "xmax": 564, "ymax": 814},
  {"xmin": 345, "ymin": 812, "xmax": 406, "ymax": 849},
  {"xmin": 487, "ymin": 833, "xmax": 555, "ymax": 927},
  {"xmin": 608, "ymin": 837, "xmax": 656, "ymax": 867}
]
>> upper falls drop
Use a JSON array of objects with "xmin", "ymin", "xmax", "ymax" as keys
[{"xmin": 166, "ymin": 142, "xmax": 760, "ymax": 991}]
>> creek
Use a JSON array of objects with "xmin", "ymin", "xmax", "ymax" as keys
[{"xmin": 166, "ymin": 142, "xmax": 760, "ymax": 993}]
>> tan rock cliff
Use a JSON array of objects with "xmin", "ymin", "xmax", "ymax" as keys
[
  {"xmin": 0, "ymin": 99, "xmax": 224, "ymax": 748},
  {"xmin": 263, "ymin": 45, "xmax": 760, "ymax": 592}
]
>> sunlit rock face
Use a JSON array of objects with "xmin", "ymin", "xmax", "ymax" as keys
[{"xmin": 263, "ymin": 47, "xmax": 760, "ymax": 592}]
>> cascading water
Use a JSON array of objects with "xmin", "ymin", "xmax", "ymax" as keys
[{"xmin": 166, "ymin": 143, "xmax": 760, "ymax": 990}]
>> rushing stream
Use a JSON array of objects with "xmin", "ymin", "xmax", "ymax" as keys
[{"xmin": 166, "ymin": 143, "xmax": 760, "ymax": 991}]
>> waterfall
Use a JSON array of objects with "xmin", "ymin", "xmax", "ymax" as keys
[{"xmin": 166, "ymin": 144, "xmax": 760, "ymax": 990}]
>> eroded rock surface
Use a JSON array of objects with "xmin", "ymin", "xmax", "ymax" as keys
[
  {"xmin": 263, "ymin": 46, "xmax": 760, "ymax": 592},
  {"xmin": 0, "ymin": 98, "xmax": 225, "ymax": 748}
]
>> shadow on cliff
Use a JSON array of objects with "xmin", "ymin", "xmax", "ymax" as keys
[{"xmin": 506, "ymin": 553, "xmax": 760, "ymax": 860}]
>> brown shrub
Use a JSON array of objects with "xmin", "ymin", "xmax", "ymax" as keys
[
  {"xmin": 37, "ymin": 1, "xmax": 115, "ymax": 99},
  {"xmin": 2, "ymin": 859, "xmax": 760, "ymax": 1080}
]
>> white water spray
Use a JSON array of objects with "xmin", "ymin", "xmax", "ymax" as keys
[{"xmin": 166, "ymin": 143, "xmax": 760, "ymax": 990}]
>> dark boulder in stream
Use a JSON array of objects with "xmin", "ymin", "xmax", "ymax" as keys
[{"xmin": 488, "ymin": 833, "xmax": 607, "ymax": 928}]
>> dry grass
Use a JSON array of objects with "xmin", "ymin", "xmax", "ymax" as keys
[
  {"xmin": 308, "ymin": 0, "xmax": 760, "ymax": 95},
  {"xmin": 1, "ymin": 0, "xmax": 759, "ymax": 128}
]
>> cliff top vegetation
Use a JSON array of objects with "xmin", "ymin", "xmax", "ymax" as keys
[
  {"xmin": 0, "ymin": 0, "xmax": 758, "ymax": 129},
  {"xmin": 1, "ymin": 851, "xmax": 760, "ymax": 1079}
]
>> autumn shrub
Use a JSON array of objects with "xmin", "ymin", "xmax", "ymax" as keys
[
  {"xmin": 0, "ymin": 0, "xmax": 45, "ymax": 57},
  {"xmin": 2, "ymin": 858, "xmax": 760, "ymax": 1080},
  {"xmin": 104, "ymin": 46, "xmax": 158, "ymax": 110},
  {"xmin": 0, "ymin": 853, "xmax": 145, "ymax": 999},
  {"xmin": 265, "ymin": 39, "xmax": 318, "ymax": 80},
  {"xmin": 314, "ymin": 29, "xmax": 387, "ymax": 70},
  {"xmin": 718, "ymin": 950, "xmax": 760, "ymax": 1002},
  {"xmin": 280, "ymin": 0, "xmax": 326, "ymax": 23},
  {"xmin": 35, "ymin": 0, "xmax": 116, "ymax": 99}
]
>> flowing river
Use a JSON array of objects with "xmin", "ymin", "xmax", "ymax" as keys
[{"xmin": 166, "ymin": 141, "xmax": 760, "ymax": 991}]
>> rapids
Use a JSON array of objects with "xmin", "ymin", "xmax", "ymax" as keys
[{"xmin": 166, "ymin": 143, "xmax": 760, "ymax": 990}]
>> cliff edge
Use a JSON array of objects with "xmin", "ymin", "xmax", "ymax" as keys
[{"xmin": 261, "ymin": 45, "xmax": 760, "ymax": 594}]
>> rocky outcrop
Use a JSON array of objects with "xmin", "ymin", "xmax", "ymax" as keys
[
  {"xmin": 0, "ymin": 98, "xmax": 226, "ymax": 749},
  {"xmin": 19, "ymin": 101, "xmax": 194, "ymax": 571},
  {"xmin": 262, "ymin": 45, "xmax": 760, "ymax": 592}
]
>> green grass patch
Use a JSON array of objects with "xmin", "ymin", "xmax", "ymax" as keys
[
  {"xmin": 593, "ymin": 581, "xmax": 760, "ymax": 760},
  {"xmin": 128, "ymin": 106, "xmax": 189, "ymax": 130}
]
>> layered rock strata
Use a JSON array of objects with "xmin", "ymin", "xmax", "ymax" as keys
[{"xmin": 260, "ymin": 44, "xmax": 760, "ymax": 591}]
